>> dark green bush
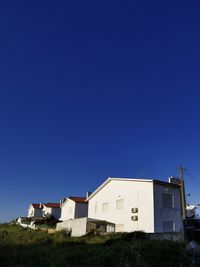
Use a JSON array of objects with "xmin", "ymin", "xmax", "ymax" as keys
[{"xmin": 0, "ymin": 224, "xmax": 191, "ymax": 267}]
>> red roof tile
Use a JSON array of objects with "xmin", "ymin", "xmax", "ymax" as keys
[
  {"xmin": 43, "ymin": 203, "xmax": 60, "ymax": 208},
  {"xmin": 69, "ymin": 197, "xmax": 87, "ymax": 203},
  {"xmin": 32, "ymin": 204, "xmax": 43, "ymax": 209}
]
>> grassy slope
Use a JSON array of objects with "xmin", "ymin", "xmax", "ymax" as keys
[{"xmin": 0, "ymin": 224, "xmax": 191, "ymax": 267}]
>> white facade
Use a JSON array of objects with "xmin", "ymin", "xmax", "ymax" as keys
[
  {"xmin": 42, "ymin": 204, "xmax": 61, "ymax": 219},
  {"xmin": 28, "ymin": 204, "xmax": 43, "ymax": 218},
  {"xmin": 57, "ymin": 218, "xmax": 88, "ymax": 236},
  {"xmin": 56, "ymin": 217, "xmax": 115, "ymax": 237},
  {"xmin": 60, "ymin": 197, "xmax": 88, "ymax": 221},
  {"xmin": 186, "ymin": 205, "xmax": 200, "ymax": 219},
  {"xmin": 87, "ymin": 178, "xmax": 183, "ymax": 233}
]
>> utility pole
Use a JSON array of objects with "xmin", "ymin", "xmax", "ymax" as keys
[{"xmin": 179, "ymin": 166, "xmax": 186, "ymax": 221}]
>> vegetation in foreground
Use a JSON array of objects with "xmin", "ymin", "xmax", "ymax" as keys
[{"xmin": 0, "ymin": 224, "xmax": 191, "ymax": 267}]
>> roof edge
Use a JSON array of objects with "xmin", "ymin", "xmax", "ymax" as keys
[
  {"xmin": 86, "ymin": 177, "xmax": 181, "ymax": 201},
  {"xmin": 61, "ymin": 196, "xmax": 87, "ymax": 207},
  {"xmin": 153, "ymin": 180, "xmax": 181, "ymax": 188}
]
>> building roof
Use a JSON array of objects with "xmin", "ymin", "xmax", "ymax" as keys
[
  {"xmin": 43, "ymin": 203, "xmax": 60, "ymax": 208},
  {"xmin": 86, "ymin": 177, "xmax": 180, "ymax": 201},
  {"xmin": 153, "ymin": 180, "xmax": 181, "ymax": 188},
  {"xmin": 69, "ymin": 196, "xmax": 87, "ymax": 203},
  {"xmin": 60, "ymin": 196, "xmax": 87, "ymax": 208},
  {"xmin": 32, "ymin": 203, "xmax": 43, "ymax": 209}
]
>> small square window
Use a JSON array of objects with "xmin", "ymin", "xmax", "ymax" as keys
[
  {"xmin": 94, "ymin": 205, "xmax": 98, "ymax": 213},
  {"xmin": 162, "ymin": 193, "xmax": 174, "ymax": 208},
  {"xmin": 102, "ymin": 202, "xmax": 109, "ymax": 212},
  {"xmin": 116, "ymin": 199, "xmax": 124, "ymax": 209}
]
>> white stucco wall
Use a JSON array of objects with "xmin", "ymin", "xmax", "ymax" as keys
[
  {"xmin": 28, "ymin": 206, "xmax": 42, "ymax": 218},
  {"xmin": 71, "ymin": 218, "xmax": 88, "ymax": 237},
  {"xmin": 56, "ymin": 218, "xmax": 88, "ymax": 237},
  {"xmin": 88, "ymin": 179, "xmax": 155, "ymax": 233},
  {"xmin": 28, "ymin": 206, "xmax": 34, "ymax": 217},
  {"xmin": 42, "ymin": 206, "xmax": 61, "ymax": 219},
  {"xmin": 43, "ymin": 206, "xmax": 52, "ymax": 216},
  {"xmin": 153, "ymin": 184, "xmax": 183, "ymax": 233},
  {"xmin": 60, "ymin": 199, "xmax": 76, "ymax": 220},
  {"xmin": 60, "ymin": 199, "xmax": 88, "ymax": 220},
  {"xmin": 56, "ymin": 220, "xmax": 73, "ymax": 231}
]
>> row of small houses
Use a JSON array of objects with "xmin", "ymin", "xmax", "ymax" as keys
[{"xmin": 19, "ymin": 177, "xmax": 184, "ymax": 238}]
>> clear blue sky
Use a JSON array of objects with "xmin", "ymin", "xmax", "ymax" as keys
[{"xmin": 1, "ymin": 0, "xmax": 200, "ymax": 222}]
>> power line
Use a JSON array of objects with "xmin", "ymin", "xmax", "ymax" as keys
[{"xmin": 187, "ymin": 169, "xmax": 200, "ymax": 189}]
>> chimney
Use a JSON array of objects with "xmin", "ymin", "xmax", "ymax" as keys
[
  {"xmin": 60, "ymin": 199, "xmax": 62, "ymax": 207},
  {"xmin": 39, "ymin": 202, "xmax": 42, "ymax": 209},
  {"xmin": 168, "ymin": 176, "xmax": 181, "ymax": 185},
  {"xmin": 86, "ymin": 191, "xmax": 92, "ymax": 198}
]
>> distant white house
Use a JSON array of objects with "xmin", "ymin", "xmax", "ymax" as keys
[
  {"xmin": 87, "ymin": 177, "xmax": 183, "ymax": 234},
  {"xmin": 186, "ymin": 205, "xmax": 200, "ymax": 219},
  {"xmin": 42, "ymin": 203, "xmax": 61, "ymax": 219},
  {"xmin": 59, "ymin": 196, "xmax": 88, "ymax": 221},
  {"xmin": 186, "ymin": 205, "xmax": 196, "ymax": 218},
  {"xmin": 28, "ymin": 203, "xmax": 43, "ymax": 218}
]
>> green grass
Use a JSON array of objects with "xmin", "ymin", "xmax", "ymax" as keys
[{"xmin": 0, "ymin": 224, "xmax": 191, "ymax": 267}]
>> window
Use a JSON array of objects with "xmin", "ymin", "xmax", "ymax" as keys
[
  {"xmin": 163, "ymin": 221, "xmax": 175, "ymax": 232},
  {"xmin": 102, "ymin": 202, "xmax": 109, "ymax": 212},
  {"xmin": 107, "ymin": 224, "xmax": 115, "ymax": 233},
  {"xmin": 162, "ymin": 193, "xmax": 174, "ymax": 208},
  {"xmin": 116, "ymin": 199, "xmax": 124, "ymax": 209},
  {"xmin": 94, "ymin": 205, "xmax": 98, "ymax": 213}
]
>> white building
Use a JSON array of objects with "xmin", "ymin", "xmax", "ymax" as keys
[
  {"xmin": 87, "ymin": 177, "xmax": 183, "ymax": 233},
  {"xmin": 28, "ymin": 203, "xmax": 43, "ymax": 218},
  {"xmin": 60, "ymin": 197, "xmax": 88, "ymax": 221},
  {"xmin": 186, "ymin": 205, "xmax": 200, "ymax": 219},
  {"xmin": 42, "ymin": 203, "xmax": 61, "ymax": 219},
  {"xmin": 56, "ymin": 217, "xmax": 115, "ymax": 237}
]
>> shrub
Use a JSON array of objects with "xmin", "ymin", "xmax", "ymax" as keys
[{"xmin": 0, "ymin": 224, "xmax": 191, "ymax": 267}]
